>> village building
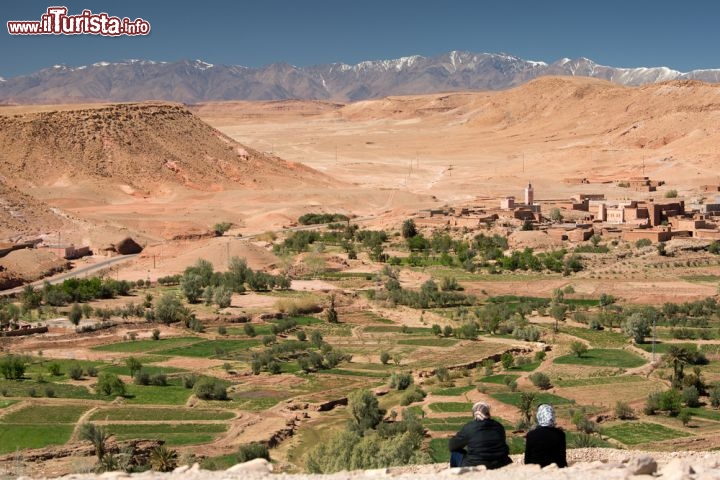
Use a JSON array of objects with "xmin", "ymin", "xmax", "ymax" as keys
[{"xmin": 43, "ymin": 244, "xmax": 92, "ymax": 260}]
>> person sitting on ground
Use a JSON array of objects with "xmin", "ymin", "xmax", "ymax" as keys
[
  {"xmin": 448, "ymin": 401, "xmax": 512, "ymax": 469},
  {"xmin": 524, "ymin": 403, "xmax": 567, "ymax": 468}
]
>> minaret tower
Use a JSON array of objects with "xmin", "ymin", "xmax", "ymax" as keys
[{"xmin": 524, "ymin": 182, "xmax": 534, "ymax": 205}]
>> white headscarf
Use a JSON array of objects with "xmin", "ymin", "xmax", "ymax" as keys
[
  {"xmin": 472, "ymin": 401, "xmax": 490, "ymax": 421},
  {"xmin": 536, "ymin": 404, "xmax": 556, "ymax": 427}
]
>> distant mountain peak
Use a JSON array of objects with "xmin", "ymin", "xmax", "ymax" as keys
[{"xmin": 2, "ymin": 51, "xmax": 720, "ymax": 104}]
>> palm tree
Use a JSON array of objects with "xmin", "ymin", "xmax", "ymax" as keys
[
  {"xmin": 149, "ymin": 445, "xmax": 178, "ymax": 472},
  {"xmin": 663, "ymin": 346, "xmax": 692, "ymax": 389},
  {"xmin": 79, "ymin": 422, "xmax": 111, "ymax": 462}
]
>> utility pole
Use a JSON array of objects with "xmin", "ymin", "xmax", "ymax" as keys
[{"xmin": 652, "ymin": 317, "xmax": 656, "ymax": 363}]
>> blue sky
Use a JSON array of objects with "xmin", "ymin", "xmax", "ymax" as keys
[{"xmin": 2, "ymin": 0, "xmax": 719, "ymax": 78}]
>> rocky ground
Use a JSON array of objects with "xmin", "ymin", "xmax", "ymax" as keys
[{"xmin": 11, "ymin": 449, "xmax": 720, "ymax": 480}]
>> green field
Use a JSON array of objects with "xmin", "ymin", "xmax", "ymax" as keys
[
  {"xmin": 124, "ymin": 384, "xmax": 194, "ymax": 405},
  {"xmin": 2, "ymin": 404, "xmax": 89, "ymax": 424},
  {"xmin": 428, "ymin": 402, "xmax": 471, "ymax": 413},
  {"xmin": 555, "ymin": 374, "xmax": 645, "ymax": 388},
  {"xmin": 154, "ymin": 339, "xmax": 262, "ymax": 358},
  {"xmin": 554, "ymin": 349, "xmax": 645, "ymax": 368},
  {"xmin": 89, "ymin": 407, "xmax": 235, "ymax": 421},
  {"xmin": 0, "ymin": 425, "xmax": 75, "ymax": 454},
  {"xmin": 490, "ymin": 392, "xmax": 573, "ymax": 407},
  {"xmin": 431, "ymin": 385, "xmax": 475, "ymax": 396},
  {"xmin": 603, "ymin": 422, "xmax": 690, "ymax": 445},
  {"xmin": 0, "ymin": 404, "xmax": 88, "ymax": 454},
  {"xmin": 93, "ymin": 337, "xmax": 201, "ymax": 353},
  {"xmin": 479, "ymin": 374, "xmax": 520, "ymax": 384},
  {"xmin": 397, "ymin": 338, "xmax": 458, "ymax": 347},
  {"xmin": 561, "ymin": 327, "xmax": 628, "ymax": 348}
]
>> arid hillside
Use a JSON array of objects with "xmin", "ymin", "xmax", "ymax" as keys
[
  {"xmin": 0, "ymin": 102, "xmax": 331, "ymax": 196},
  {"xmin": 0, "ymin": 102, "xmax": 347, "ymax": 245},
  {"xmin": 199, "ymin": 77, "xmax": 720, "ymax": 202},
  {"xmin": 0, "ymin": 179, "xmax": 72, "ymax": 239}
]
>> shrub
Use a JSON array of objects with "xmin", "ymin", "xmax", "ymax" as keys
[
  {"xmin": 529, "ymin": 372, "xmax": 551, "ymax": 390},
  {"xmin": 659, "ymin": 389, "xmax": 682, "ymax": 416},
  {"xmin": 0, "ymin": 355, "xmax": 27, "ymax": 380},
  {"xmin": 296, "ymin": 330, "xmax": 307, "ymax": 342},
  {"xmin": 534, "ymin": 350, "xmax": 546, "ymax": 362},
  {"xmin": 86, "ymin": 365, "xmax": 98, "ymax": 377},
  {"xmin": 389, "ymin": 372, "xmax": 413, "ymax": 391},
  {"xmin": 217, "ymin": 325, "xmax": 227, "ymax": 336},
  {"xmin": 182, "ymin": 374, "xmax": 197, "ymax": 389},
  {"xmin": 569, "ymin": 341, "xmax": 588, "ymax": 358},
  {"xmin": 69, "ymin": 364, "xmax": 84, "ymax": 380},
  {"xmin": 664, "ymin": 189, "xmax": 678, "ymax": 198},
  {"xmin": 69, "ymin": 303, "xmax": 83, "ymax": 326},
  {"xmin": 96, "ymin": 372, "xmax": 126, "ymax": 397},
  {"xmin": 237, "ymin": 442, "xmax": 270, "ymax": 463},
  {"xmin": 644, "ymin": 392, "xmax": 660, "ymax": 415},
  {"xmin": 151, "ymin": 329, "xmax": 161, "ymax": 340},
  {"xmin": 615, "ymin": 401, "xmax": 635, "ymax": 420},
  {"xmin": 501, "ymin": 352, "xmax": 514, "ymax": 370},
  {"xmin": 44, "ymin": 386, "xmax": 55, "ymax": 398},
  {"xmin": 635, "ymin": 238, "xmax": 652, "ymax": 248},
  {"xmin": 47, "ymin": 362, "xmax": 62, "ymax": 376},
  {"xmin": 193, "ymin": 378, "xmax": 228, "ymax": 400},
  {"xmin": 400, "ymin": 386, "xmax": 426, "ymax": 406},
  {"xmin": 679, "ymin": 409, "xmax": 692, "ymax": 426},
  {"xmin": 435, "ymin": 367, "xmax": 450, "ymax": 383},
  {"xmin": 710, "ymin": 386, "xmax": 720, "ymax": 408},
  {"xmin": 243, "ymin": 323, "xmax": 256, "ymax": 337},
  {"xmin": 134, "ymin": 371, "xmax": 151, "ymax": 386},
  {"xmin": 682, "ymin": 385, "xmax": 700, "ymax": 408},
  {"xmin": 572, "ymin": 432, "xmax": 599, "ymax": 448},
  {"xmin": 149, "ymin": 445, "xmax": 178, "ymax": 472}
]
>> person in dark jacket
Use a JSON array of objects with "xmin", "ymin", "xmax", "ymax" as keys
[
  {"xmin": 448, "ymin": 401, "xmax": 512, "ymax": 469},
  {"xmin": 524, "ymin": 404, "xmax": 567, "ymax": 468}
]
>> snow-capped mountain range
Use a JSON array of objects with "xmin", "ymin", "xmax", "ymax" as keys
[{"xmin": 2, "ymin": 51, "xmax": 720, "ymax": 104}]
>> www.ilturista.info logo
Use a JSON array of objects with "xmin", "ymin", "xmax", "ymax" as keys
[{"xmin": 7, "ymin": 7, "xmax": 150, "ymax": 36}]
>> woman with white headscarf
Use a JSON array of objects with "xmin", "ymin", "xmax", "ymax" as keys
[
  {"xmin": 448, "ymin": 401, "xmax": 512, "ymax": 469},
  {"xmin": 524, "ymin": 404, "xmax": 567, "ymax": 468}
]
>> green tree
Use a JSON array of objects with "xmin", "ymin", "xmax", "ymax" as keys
[
  {"xmin": 154, "ymin": 293, "xmax": 189, "ymax": 325},
  {"xmin": 68, "ymin": 303, "xmax": 83, "ymax": 326},
  {"xmin": 518, "ymin": 392, "xmax": 536, "ymax": 427},
  {"xmin": 622, "ymin": 312, "xmax": 652, "ymax": 344},
  {"xmin": 213, "ymin": 285, "xmax": 232, "ymax": 308},
  {"xmin": 326, "ymin": 294, "xmax": 339, "ymax": 323},
  {"xmin": 501, "ymin": 352, "xmax": 514, "ymax": 370},
  {"xmin": 125, "ymin": 357, "xmax": 142, "ymax": 377},
  {"xmin": 348, "ymin": 389, "xmax": 382, "ymax": 432},
  {"xmin": 401, "ymin": 219, "xmax": 417, "ymax": 239},
  {"xmin": 181, "ymin": 274, "xmax": 204, "ymax": 303},
  {"xmin": 549, "ymin": 207, "xmax": 563, "ymax": 222},
  {"xmin": 96, "ymin": 372, "xmax": 126, "ymax": 397},
  {"xmin": 570, "ymin": 341, "xmax": 588, "ymax": 358},
  {"xmin": 0, "ymin": 355, "xmax": 27, "ymax": 380},
  {"xmin": 379, "ymin": 351, "xmax": 390, "ymax": 365}
]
